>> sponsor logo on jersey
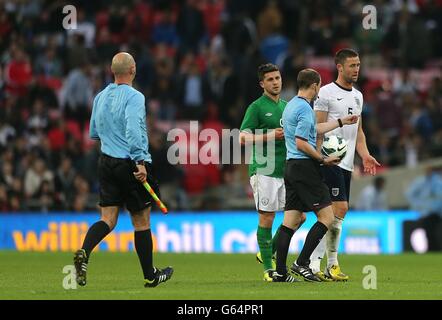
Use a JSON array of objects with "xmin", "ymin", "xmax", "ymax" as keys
[{"xmin": 265, "ymin": 113, "xmax": 273, "ymax": 117}]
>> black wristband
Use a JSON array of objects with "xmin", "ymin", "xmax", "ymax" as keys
[
  {"xmin": 135, "ymin": 160, "xmax": 144, "ymax": 166},
  {"xmin": 338, "ymin": 118, "xmax": 343, "ymax": 127},
  {"xmin": 318, "ymin": 156, "xmax": 325, "ymax": 164}
]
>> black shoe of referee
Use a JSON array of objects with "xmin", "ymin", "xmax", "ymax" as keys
[
  {"xmin": 272, "ymin": 271, "xmax": 301, "ymax": 283},
  {"xmin": 144, "ymin": 267, "xmax": 174, "ymax": 287},
  {"xmin": 290, "ymin": 262, "xmax": 321, "ymax": 282}
]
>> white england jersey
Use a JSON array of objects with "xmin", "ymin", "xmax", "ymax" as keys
[{"xmin": 314, "ymin": 82, "xmax": 363, "ymax": 171}]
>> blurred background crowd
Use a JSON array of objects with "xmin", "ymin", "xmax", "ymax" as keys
[{"xmin": 0, "ymin": 0, "xmax": 441, "ymax": 212}]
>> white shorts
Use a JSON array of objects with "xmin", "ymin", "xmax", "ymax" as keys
[{"xmin": 250, "ymin": 174, "xmax": 285, "ymax": 212}]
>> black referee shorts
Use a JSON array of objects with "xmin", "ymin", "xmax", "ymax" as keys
[
  {"xmin": 284, "ymin": 159, "xmax": 332, "ymax": 212},
  {"xmin": 98, "ymin": 153, "xmax": 161, "ymax": 214}
]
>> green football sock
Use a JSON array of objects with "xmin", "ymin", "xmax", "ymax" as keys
[
  {"xmin": 272, "ymin": 224, "xmax": 282, "ymax": 255},
  {"xmin": 257, "ymin": 226, "xmax": 273, "ymax": 271}
]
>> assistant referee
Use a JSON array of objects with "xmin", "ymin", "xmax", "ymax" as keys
[{"xmin": 73, "ymin": 52, "xmax": 173, "ymax": 288}]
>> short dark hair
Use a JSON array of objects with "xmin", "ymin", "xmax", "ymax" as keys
[
  {"xmin": 297, "ymin": 68, "xmax": 321, "ymax": 90},
  {"xmin": 257, "ymin": 63, "xmax": 279, "ymax": 81},
  {"xmin": 335, "ymin": 48, "xmax": 359, "ymax": 66}
]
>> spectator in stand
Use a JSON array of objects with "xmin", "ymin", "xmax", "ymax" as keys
[
  {"xmin": 71, "ymin": 175, "xmax": 90, "ymax": 212},
  {"xmin": 257, "ymin": 0, "xmax": 289, "ymax": 64},
  {"xmin": 178, "ymin": 53, "xmax": 207, "ymax": 120},
  {"xmin": 409, "ymin": 100, "xmax": 434, "ymax": 141},
  {"xmin": 107, "ymin": 5, "xmax": 129, "ymax": 44},
  {"xmin": 152, "ymin": 9, "xmax": 180, "ymax": 48},
  {"xmin": 61, "ymin": 62, "xmax": 93, "ymax": 126},
  {"xmin": 356, "ymin": 176, "xmax": 388, "ymax": 211},
  {"xmin": 0, "ymin": 161, "xmax": 14, "ymax": 190},
  {"xmin": 35, "ymin": 180, "xmax": 56, "ymax": 213},
  {"xmin": 66, "ymin": 9, "xmax": 96, "ymax": 49},
  {"xmin": 27, "ymin": 98, "xmax": 49, "ymax": 131},
  {"xmin": 4, "ymin": 46, "xmax": 32, "ymax": 97},
  {"xmin": 95, "ymin": 28, "xmax": 119, "ymax": 63},
  {"xmin": 0, "ymin": 120, "xmax": 16, "ymax": 148},
  {"xmin": 34, "ymin": 46, "xmax": 63, "ymax": 78},
  {"xmin": 406, "ymin": 166, "xmax": 442, "ymax": 251},
  {"xmin": 0, "ymin": 184, "xmax": 9, "ymax": 211},
  {"xmin": 66, "ymin": 34, "xmax": 89, "ymax": 70},
  {"xmin": 54, "ymin": 156, "xmax": 76, "ymax": 210},
  {"xmin": 0, "ymin": 6, "xmax": 12, "ymax": 42},
  {"xmin": 176, "ymin": 0, "xmax": 206, "ymax": 53},
  {"xmin": 392, "ymin": 69, "xmax": 417, "ymax": 95},
  {"xmin": 23, "ymin": 158, "xmax": 53, "ymax": 199}
]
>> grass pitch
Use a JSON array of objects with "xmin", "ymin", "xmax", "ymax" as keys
[{"xmin": 0, "ymin": 251, "xmax": 441, "ymax": 300}]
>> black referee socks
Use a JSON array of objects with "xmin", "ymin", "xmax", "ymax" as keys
[
  {"xmin": 276, "ymin": 225, "xmax": 295, "ymax": 275},
  {"xmin": 134, "ymin": 229, "xmax": 155, "ymax": 280},
  {"xmin": 81, "ymin": 220, "xmax": 111, "ymax": 257},
  {"xmin": 296, "ymin": 221, "xmax": 328, "ymax": 267}
]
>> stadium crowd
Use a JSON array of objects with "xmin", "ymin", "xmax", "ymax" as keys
[{"xmin": 0, "ymin": 0, "xmax": 441, "ymax": 212}]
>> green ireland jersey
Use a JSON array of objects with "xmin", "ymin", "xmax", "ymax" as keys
[{"xmin": 240, "ymin": 94, "xmax": 287, "ymax": 178}]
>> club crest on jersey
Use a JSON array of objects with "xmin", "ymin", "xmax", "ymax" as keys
[
  {"xmin": 332, "ymin": 188, "xmax": 340, "ymax": 197},
  {"xmin": 354, "ymin": 97, "xmax": 361, "ymax": 107}
]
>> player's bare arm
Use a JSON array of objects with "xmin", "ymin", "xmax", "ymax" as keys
[
  {"xmin": 239, "ymin": 128, "xmax": 284, "ymax": 145},
  {"xmin": 356, "ymin": 117, "xmax": 380, "ymax": 175},
  {"xmin": 316, "ymin": 115, "xmax": 358, "ymax": 135},
  {"xmin": 315, "ymin": 110, "xmax": 328, "ymax": 152}
]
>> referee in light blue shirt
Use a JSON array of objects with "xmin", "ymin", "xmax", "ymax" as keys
[
  {"xmin": 74, "ymin": 52, "xmax": 173, "ymax": 288},
  {"xmin": 272, "ymin": 68, "xmax": 358, "ymax": 283}
]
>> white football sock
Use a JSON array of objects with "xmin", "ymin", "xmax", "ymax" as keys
[
  {"xmin": 309, "ymin": 235, "xmax": 326, "ymax": 273},
  {"xmin": 326, "ymin": 216, "xmax": 343, "ymax": 268}
]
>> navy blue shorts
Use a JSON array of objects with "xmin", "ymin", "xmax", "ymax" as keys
[{"xmin": 320, "ymin": 166, "xmax": 352, "ymax": 202}]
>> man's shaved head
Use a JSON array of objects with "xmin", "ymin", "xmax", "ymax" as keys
[{"xmin": 111, "ymin": 52, "xmax": 135, "ymax": 76}]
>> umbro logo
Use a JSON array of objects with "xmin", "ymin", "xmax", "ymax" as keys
[
  {"xmin": 265, "ymin": 113, "xmax": 273, "ymax": 116},
  {"xmin": 337, "ymin": 98, "xmax": 343, "ymax": 101}
]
